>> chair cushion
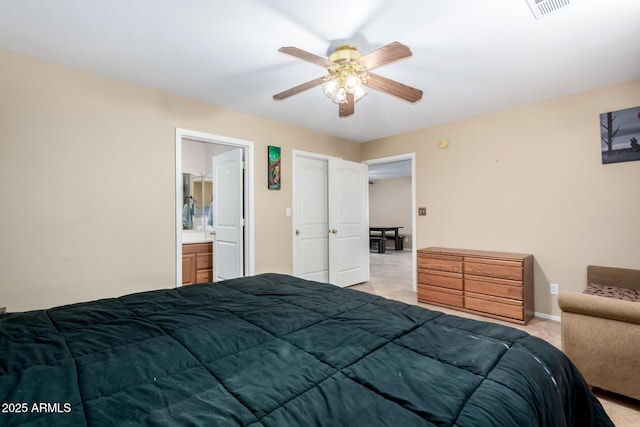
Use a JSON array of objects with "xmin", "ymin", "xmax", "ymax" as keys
[{"xmin": 584, "ymin": 283, "xmax": 640, "ymax": 302}]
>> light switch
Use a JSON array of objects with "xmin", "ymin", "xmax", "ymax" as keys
[
  {"xmin": 286, "ymin": 207, "xmax": 291, "ymax": 217},
  {"xmin": 418, "ymin": 207, "xmax": 427, "ymax": 216}
]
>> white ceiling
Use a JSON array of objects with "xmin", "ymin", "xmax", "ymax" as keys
[{"xmin": 1, "ymin": 0, "xmax": 639, "ymax": 142}]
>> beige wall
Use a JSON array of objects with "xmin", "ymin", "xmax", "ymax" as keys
[
  {"xmin": 369, "ymin": 177, "xmax": 412, "ymax": 248},
  {"xmin": 362, "ymin": 78, "xmax": 640, "ymax": 317},
  {"xmin": 2, "ymin": 48, "xmax": 638, "ymax": 318},
  {"xmin": 0, "ymin": 50, "xmax": 361, "ymax": 312}
]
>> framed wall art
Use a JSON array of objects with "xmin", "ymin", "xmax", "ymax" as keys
[
  {"xmin": 268, "ymin": 145, "xmax": 281, "ymax": 190},
  {"xmin": 600, "ymin": 106, "xmax": 640, "ymax": 164}
]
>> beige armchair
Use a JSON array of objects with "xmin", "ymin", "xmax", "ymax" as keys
[{"xmin": 558, "ymin": 265, "xmax": 640, "ymax": 400}]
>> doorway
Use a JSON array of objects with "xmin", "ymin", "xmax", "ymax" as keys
[
  {"xmin": 363, "ymin": 153, "xmax": 417, "ymax": 292},
  {"xmin": 174, "ymin": 128, "xmax": 255, "ymax": 287}
]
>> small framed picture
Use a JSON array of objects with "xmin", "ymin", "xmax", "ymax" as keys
[
  {"xmin": 268, "ymin": 145, "xmax": 281, "ymax": 190},
  {"xmin": 600, "ymin": 106, "xmax": 640, "ymax": 164}
]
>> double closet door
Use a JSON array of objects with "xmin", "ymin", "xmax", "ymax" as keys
[{"xmin": 293, "ymin": 154, "xmax": 369, "ymax": 287}]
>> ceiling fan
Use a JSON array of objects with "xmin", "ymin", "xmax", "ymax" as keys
[{"xmin": 273, "ymin": 41, "xmax": 423, "ymax": 117}]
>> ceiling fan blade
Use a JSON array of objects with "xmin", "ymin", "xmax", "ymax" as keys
[
  {"xmin": 355, "ymin": 41, "xmax": 412, "ymax": 70},
  {"xmin": 339, "ymin": 93, "xmax": 355, "ymax": 117},
  {"xmin": 278, "ymin": 47, "xmax": 334, "ymax": 68},
  {"xmin": 273, "ymin": 76, "xmax": 326, "ymax": 100},
  {"xmin": 365, "ymin": 73, "xmax": 423, "ymax": 103}
]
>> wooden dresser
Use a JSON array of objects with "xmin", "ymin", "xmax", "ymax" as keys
[
  {"xmin": 417, "ymin": 247, "xmax": 534, "ymax": 324},
  {"xmin": 182, "ymin": 242, "xmax": 213, "ymax": 285}
]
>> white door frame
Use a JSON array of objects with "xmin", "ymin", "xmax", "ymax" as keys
[
  {"xmin": 175, "ymin": 128, "xmax": 255, "ymax": 287},
  {"xmin": 362, "ymin": 153, "xmax": 417, "ymax": 292}
]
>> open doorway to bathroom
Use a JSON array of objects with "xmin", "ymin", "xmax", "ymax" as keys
[
  {"xmin": 363, "ymin": 154, "xmax": 416, "ymax": 294},
  {"xmin": 175, "ymin": 128, "xmax": 255, "ymax": 287}
]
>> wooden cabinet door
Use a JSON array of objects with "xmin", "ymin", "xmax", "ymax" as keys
[{"xmin": 182, "ymin": 253, "xmax": 197, "ymax": 285}]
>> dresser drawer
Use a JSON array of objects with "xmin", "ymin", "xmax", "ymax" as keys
[
  {"xmin": 418, "ymin": 269, "xmax": 463, "ymax": 290},
  {"xmin": 464, "ymin": 275, "xmax": 523, "ymax": 300},
  {"xmin": 464, "ymin": 257, "xmax": 523, "ymax": 281},
  {"xmin": 465, "ymin": 292, "xmax": 523, "ymax": 320},
  {"xmin": 418, "ymin": 285, "xmax": 463, "ymax": 308},
  {"xmin": 418, "ymin": 254, "xmax": 463, "ymax": 273}
]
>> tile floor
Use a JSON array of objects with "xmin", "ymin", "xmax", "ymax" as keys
[{"xmin": 350, "ymin": 250, "xmax": 640, "ymax": 427}]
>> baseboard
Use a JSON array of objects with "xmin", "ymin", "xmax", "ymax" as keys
[{"xmin": 534, "ymin": 311, "xmax": 561, "ymax": 322}]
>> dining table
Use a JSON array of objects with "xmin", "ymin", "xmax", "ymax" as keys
[{"xmin": 369, "ymin": 226, "xmax": 404, "ymax": 251}]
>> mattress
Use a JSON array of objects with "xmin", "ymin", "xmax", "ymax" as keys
[{"xmin": 0, "ymin": 273, "xmax": 612, "ymax": 426}]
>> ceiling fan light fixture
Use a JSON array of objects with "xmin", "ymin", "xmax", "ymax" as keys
[
  {"xmin": 332, "ymin": 87, "xmax": 348, "ymax": 104},
  {"xmin": 322, "ymin": 63, "xmax": 368, "ymax": 104},
  {"xmin": 344, "ymin": 74, "xmax": 360, "ymax": 92},
  {"xmin": 274, "ymin": 41, "xmax": 422, "ymax": 117},
  {"xmin": 322, "ymin": 77, "xmax": 340, "ymax": 98},
  {"xmin": 352, "ymin": 85, "xmax": 367, "ymax": 102}
]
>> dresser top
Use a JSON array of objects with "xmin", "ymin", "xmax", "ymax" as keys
[{"xmin": 418, "ymin": 247, "xmax": 533, "ymax": 261}]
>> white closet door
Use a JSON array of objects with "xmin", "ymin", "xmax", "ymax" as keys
[
  {"xmin": 212, "ymin": 148, "xmax": 243, "ymax": 281},
  {"xmin": 293, "ymin": 156, "xmax": 329, "ymax": 282},
  {"xmin": 293, "ymin": 153, "xmax": 369, "ymax": 287},
  {"xmin": 328, "ymin": 158, "xmax": 369, "ymax": 287}
]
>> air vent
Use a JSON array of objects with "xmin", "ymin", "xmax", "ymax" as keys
[{"xmin": 525, "ymin": 0, "xmax": 579, "ymax": 19}]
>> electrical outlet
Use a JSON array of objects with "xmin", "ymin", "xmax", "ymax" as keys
[
  {"xmin": 418, "ymin": 207, "xmax": 427, "ymax": 216},
  {"xmin": 550, "ymin": 283, "xmax": 559, "ymax": 295}
]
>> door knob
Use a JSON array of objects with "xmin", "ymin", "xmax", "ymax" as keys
[
  {"xmin": 331, "ymin": 228, "xmax": 338, "ymax": 234},
  {"xmin": 295, "ymin": 229, "xmax": 300, "ymax": 236},
  {"xmin": 210, "ymin": 230, "xmax": 216, "ymax": 236}
]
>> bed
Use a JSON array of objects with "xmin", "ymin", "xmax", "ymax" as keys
[{"xmin": 1, "ymin": 273, "xmax": 611, "ymax": 426}]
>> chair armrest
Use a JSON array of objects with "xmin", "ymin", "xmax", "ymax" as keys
[{"xmin": 558, "ymin": 291, "xmax": 640, "ymax": 325}]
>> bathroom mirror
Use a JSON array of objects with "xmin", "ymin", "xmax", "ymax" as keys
[
  {"xmin": 181, "ymin": 137, "xmax": 239, "ymax": 232},
  {"xmin": 181, "ymin": 138, "xmax": 215, "ymax": 231},
  {"xmin": 181, "ymin": 173, "xmax": 213, "ymax": 230}
]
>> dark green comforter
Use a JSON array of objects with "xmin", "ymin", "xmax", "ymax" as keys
[{"xmin": 0, "ymin": 273, "xmax": 612, "ymax": 426}]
